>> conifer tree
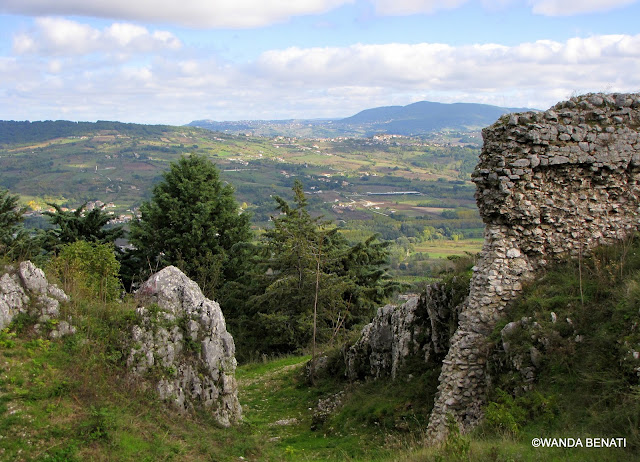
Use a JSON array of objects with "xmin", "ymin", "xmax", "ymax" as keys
[
  {"xmin": 0, "ymin": 188, "xmax": 32, "ymax": 259},
  {"xmin": 43, "ymin": 203, "xmax": 124, "ymax": 253},
  {"xmin": 231, "ymin": 180, "xmax": 397, "ymax": 359},
  {"xmin": 129, "ymin": 155, "xmax": 251, "ymax": 298}
]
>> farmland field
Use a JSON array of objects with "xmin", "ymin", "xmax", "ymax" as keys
[{"xmin": 0, "ymin": 121, "xmax": 485, "ymax": 285}]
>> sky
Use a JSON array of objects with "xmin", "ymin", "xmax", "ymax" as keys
[{"xmin": 0, "ymin": 0, "xmax": 639, "ymax": 125}]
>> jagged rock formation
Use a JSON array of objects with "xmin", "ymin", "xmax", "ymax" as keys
[
  {"xmin": 427, "ymin": 93, "xmax": 640, "ymax": 440},
  {"xmin": 345, "ymin": 282, "xmax": 463, "ymax": 380},
  {"xmin": 0, "ymin": 261, "xmax": 73, "ymax": 337},
  {"xmin": 127, "ymin": 266, "xmax": 241, "ymax": 427}
]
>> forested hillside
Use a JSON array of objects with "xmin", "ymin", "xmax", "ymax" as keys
[{"xmin": 0, "ymin": 120, "xmax": 174, "ymax": 145}]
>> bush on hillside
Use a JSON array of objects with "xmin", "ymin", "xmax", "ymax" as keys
[{"xmin": 48, "ymin": 240, "xmax": 121, "ymax": 302}]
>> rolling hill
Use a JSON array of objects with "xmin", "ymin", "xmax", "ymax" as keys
[{"xmin": 188, "ymin": 100, "xmax": 533, "ymax": 137}]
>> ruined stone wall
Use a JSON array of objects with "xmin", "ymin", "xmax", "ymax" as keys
[{"xmin": 427, "ymin": 93, "xmax": 640, "ymax": 440}]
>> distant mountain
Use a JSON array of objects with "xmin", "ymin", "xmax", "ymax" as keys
[
  {"xmin": 188, "ymin": 101, "xmax": 535, "ymax": 138},
  {"xmin": 337, "ymin": 101, "xmax": 530, "ymax": 133}
]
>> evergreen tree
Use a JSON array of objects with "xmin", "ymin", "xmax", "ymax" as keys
[
  {"xmin": 230, "ymin": 180, "xmax": 397, "ymax": 359},
  {"xmin": 0, "ymin": 188, "xmax": 34, "ymax": 259},
  {"xmin": 43, "ymin": 203, "xmax": 124, "ymax": 253},
  {"xmin": 128, "ymin": 155, "xmax": 251, "ymax": 298}
]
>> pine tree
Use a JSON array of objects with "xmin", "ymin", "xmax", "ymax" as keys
[
  {"xmin": 231, "ymin": 180, "xmax": 397, "ymax": 360},
  {"xmin": 43, "ymin": 203, "xmax": 124, "ymax": 253},
  {"xmin": 0, "ymin": 188, "xmax": 32, "ymax": 259},
  {"xmin": 128, "ymin": 155, "xmax": 251, "ymax": 298}
]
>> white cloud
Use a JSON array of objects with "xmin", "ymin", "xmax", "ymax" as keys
[
  {"xmin": 13, "ymin": 17, "xmax": 181, "ymax": 55},
  {"xmin": 256, "ymin": 35, "xmax": 640, "ymax": 87},
  {"xmin": 359, "ymin": 0, "xmax": 638, "ymax": 17},
  {"xmin": 47, "ymin": 59, "xmax": 63, "ymax": 73},
  {"xmin": 528, "ymin": 0, "xmax": 638, "ymax": 16},
  {"xmin": 1, "ymin": 0, "xmax": 636, "ymax": 29},
  {"xmin": 254, "ymin": 34, "xmax": 640, "ymax": 110},
  {"xmin": 0, "ymin": 0, "xmax": 354, "ymax": 28},
  {"xmin": 371, "ymin": 0, "xmax": 468, "ymax": 15},
  {"xmin": 2, "ymin": 34, "xmax": 640, "ymax": 124}
]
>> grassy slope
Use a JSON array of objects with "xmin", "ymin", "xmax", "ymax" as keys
[
  {"xmin": 2, "ymin": 237, "xmax": 639, "ymax": 461},
  {"xmin": 0, "ymin": 293, "xmax": 429, "ymax": 461}
]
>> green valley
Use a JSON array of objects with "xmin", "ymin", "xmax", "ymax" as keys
[{"xmin": 0, "ymin": 120, "xmax": 484, "ymax": 282}]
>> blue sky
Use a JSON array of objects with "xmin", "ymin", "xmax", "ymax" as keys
[{"xmin": 0, "ymin": 0, "xmax": 639, "ymax": 125}]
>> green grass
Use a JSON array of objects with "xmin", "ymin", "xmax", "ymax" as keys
[
  {"xmin": 413, "ymin": 238, "xmax": 483, "ymax": 258},
  {"xmin": 0, "ymin": 304, "xmax": 422, "ymax": 461},
  {"xmin": 477, "ymin": 236, "xmax": 640, "ymax": 461},
  {"xmin": 4, "ymin": 236, "xmax": 639, "ymax": 460}
]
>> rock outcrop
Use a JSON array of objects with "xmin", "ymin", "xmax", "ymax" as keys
[
  {"xmin": 346, "ymin": 281, "xmax": 463, "ymax": 381},
  {"xmin": 0, "ymin": 261, "xmax": 72, "ymax": 337},
  {"xmin": 427, "ymin": 93, "xmax": 640, "ymax": 440},
  {"xmin": 127, "ymin": 266, "xmax": 241, "ymax": 427}
]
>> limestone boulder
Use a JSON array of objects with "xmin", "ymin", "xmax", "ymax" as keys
[
  {"xmin": 128, "ymin": 266, "xmax": 241, "ymax": 426},
  {"xmin": 0, "ymin": 261, "xmax": 72, "ymax": 337},
  {"xmin": 346, "ymin": 280, "xmax": 463, "ymax": 381}
]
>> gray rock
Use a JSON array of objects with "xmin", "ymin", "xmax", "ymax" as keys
[
  {"xmin": 0, "ymin": 272, "xmax": 27, "ymax": 329},
  {"xmin": 311, "ymin": 391, "xmax": 344, "ymax": 430},
  {"xmin": 0, "ymin": 261, "xmax": 71, "ymax": 332},
  {"xmin": 529, "ymin": 346, "xmax": 542, "ymax": 368},
  {"xmin": 50, "ymin": 321, "xmax": 76, "ymax": 339},
  {"xmin": 346, "ymin": 280, "xmax": 462, "ymax": 381},
  {"xmin": 18, "ymin": 261, "xmax": 48, "ymax": 295},
  {"xmin": 129, "ymin": 266, "xmax": 241, "ymax": 426}
]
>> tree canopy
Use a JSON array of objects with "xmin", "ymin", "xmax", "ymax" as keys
[
  {"xmin": 42, "ymin": 203, "xmax": 124, "ymax": 253},
  {"xmin": 0, "ymin": 188, "xmax": 32, "ymax": 259},
  {"xmin": 225, "ymin": 180, "xmax": 398, "ymax": 359},
  {"xmin": 128, "ymin": 154, "xmax": 251, "ymax": 297}
]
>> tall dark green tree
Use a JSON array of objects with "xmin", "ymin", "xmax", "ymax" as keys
[
  {"xmin": 230, "ymin": 180, "xmax": 397, "ymax": 359},
  {"xmin": 0, "ymin": 188, "xmax": 34, "ymax": 259},
  {"xmin": 129, "ymin": 155, "xmax": 251, "ymax": 298}
]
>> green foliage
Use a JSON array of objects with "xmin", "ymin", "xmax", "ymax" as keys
[
  {"xmin": 129, "ymin": 154, "xmax": 251, "ymax": 298},
  {"xmin": 0, "ymin": 187, "xmax": 38, "ymax": 260},
  {"xmin": 486, "ymin": 235, "xmax": 640, "ymax": 455},
  {"xmin": 0, "ymin": 120, "xmax": 174, "ymax": 144},
  {"xmin": 435, "ymin": 414, "xmax": 471, "ymax": 462},
  {"xmin": 42, "ymin": 202, "xmax": 124, "ymax": 253},
  {"xmin": 0, "ymin": 188, "xmax": 25, "ymax": 240},
  {"xmin": 7, "ymin": 311, "xmax": 38, "ymax": 334},
  {"xmin": 227, "ymin": 180, "xmax": 398, "ymax": 359},
  {"xmin": 484, "ymin": 389, "xmax": 557, "ymax": 437},
  {"xmin": 324, "ymin": 366, "xmax": 440, "ymax": 436},
  {"xmin": 79, "ymin": 405, "xmax": 116, "ymax": 441},
  {"xmin": 39, "ymin": 444, "xmax": 79, "ymax": 462},
  {"xmin": 48, "ymin": 240, "xmax": 121, "ymax": 302},
  {"xmin": 0, "ymin": 328, "xmax": 16, "ymax": 348}
]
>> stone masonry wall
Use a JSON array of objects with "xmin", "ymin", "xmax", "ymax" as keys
[{"xmin": 427, "ymin": 93, "xmax": 640, "ymax": 440}]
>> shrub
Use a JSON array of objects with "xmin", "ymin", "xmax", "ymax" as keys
[{"xmin": 48, "ymin": 240, "xmax": 121, "ymax": 302}]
